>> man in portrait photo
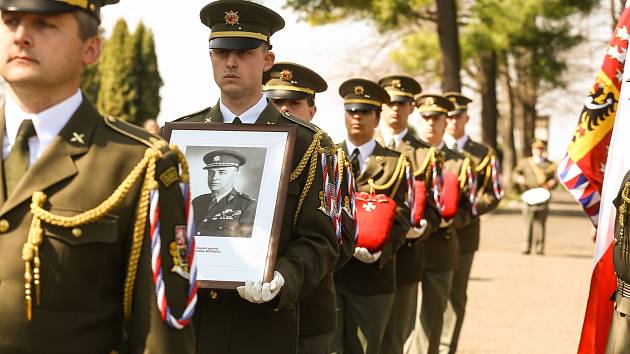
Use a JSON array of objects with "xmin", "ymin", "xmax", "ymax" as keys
[{"xmin": 193, "ymin": 149, "xmax": 257, "ymax": 237}]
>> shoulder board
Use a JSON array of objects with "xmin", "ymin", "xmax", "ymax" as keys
[
  {"xmin": 281, "ymin": 111, "xmax": 320, "ymax": 133},
  {"xmin": 237, "ymin": 192, "xmax": 257, "ymax": 202},
  {"xmin": 172, "ymin": 106, "xmax": 212, "ymax": 123},
  {"xmin": 103, "ymin": 116, "xmax": 169, "ymax": 153}
]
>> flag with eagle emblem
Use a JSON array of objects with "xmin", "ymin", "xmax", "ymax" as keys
[{"xmin": 560, "ymin": 5, "xmax": 630, "ymax": 354}]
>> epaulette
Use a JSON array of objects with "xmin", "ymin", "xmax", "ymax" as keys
[
  {"xmin": 237, "ymin": 192, "xmax": 257, "ymax": 202},
  {"xmin": 282, "ymin": 111, "xmax": 320, "ymax": 134},
  {"xmin": 103, "ymin": 116, "xmax": 169, "ymax": 153},
  {"xmin": 172, "ymin": 106, "xmax": 212, "ymax": 123}
]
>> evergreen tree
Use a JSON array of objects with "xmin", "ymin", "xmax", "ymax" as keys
[
  {"xmin": 133, "ymin": 22, "xmax": 163, "ymax": 124},
  {"xmin": 80, "ymin": 62, "xmax": 100, "ymax": 106}
]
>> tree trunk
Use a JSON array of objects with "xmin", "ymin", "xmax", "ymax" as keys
[
  {"xmin": 436, "ymin": 0, "xmax": 461, "ymax": 92},
  {"xmin": 479, "ymin": 51, "xmax": 498, "ymax": 150},
  {"xmin": 499, "ymin": 53, "xmax": 517, "ymax": 191},
  {"xmin": 513, "ymin": 50, "xmax": 537, "ymax": 157}
]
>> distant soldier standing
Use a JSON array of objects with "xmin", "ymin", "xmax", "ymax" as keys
[
  {"xmin": 441, "ymin": 93, "xmax": 502, "ymax": 354},
  {"xmin": 513, "ymin": 139, "xmax": 557, "ymax": 255},
  {"xmin": 0, "ymin": 0, "xmax": 195, "ymax": 352}
]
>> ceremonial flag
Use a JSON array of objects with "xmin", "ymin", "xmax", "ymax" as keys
[{"xmin": 562, "ymin": 6, "xmax": 630, "ymax": 354}]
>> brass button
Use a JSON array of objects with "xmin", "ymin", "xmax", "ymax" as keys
[
  {"xmin": 614, "ymin": 238, "xmax": 618, "ymax": 244},
  {"xmin": 0, "ymin": 219, "xmax": 10, "ymax": 232},
  {"xmin": 72, "ymin": 228, "xmax": 82, "ymax": 237},
  {"xmin": 209, "ymin": 290, "xmax": 218, "ymax": 300}
]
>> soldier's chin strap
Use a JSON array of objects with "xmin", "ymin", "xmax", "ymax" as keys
[{"xmin": 22, "ymin": 144, "xmax": 198, "ymax": 329}]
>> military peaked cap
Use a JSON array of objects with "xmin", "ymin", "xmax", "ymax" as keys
[
  {"xmin": 339, "ymin": 78, "xmax": 390, "ymax": 111},
  {"xmin": 378, "ymin": 75, "xmax": 422, "ymax": 103},
  {"xmin": 444, "ymin": 92, "xmax": 472, "ymax": 116},
  {"xmin": 0, "ymin": 0, "xmax": 118, "ymax": 21},
  {"xmin": 203, "ymin": 150, "xmax": 247, "ymax": 169},
  {"xmin": 263, "ymin": 62, "xmax": 327, "ymax": 100},
  {"xmin": 415, "ymin": 94, "xmax": 454, "ymax": 117},
  {"xmin": 200, "ymin": 0, "xmax": 285, "ymax": 50}
]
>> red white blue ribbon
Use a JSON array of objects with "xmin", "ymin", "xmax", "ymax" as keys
[
  {"xmin": 491, "ymin": 156, "xmax": 503, "ymax": 199},
  {"xmin": 321, "ymin": 152, "xmax": 344, "ymax": 242},
  {"xmin": 466, "ymin": 164, "xmax": 478, "ymax": 216},
  {"xmin": 149, "ymin": 182, "xmax": 198, "ymax": 329},
  {"xmin": 406, "ymin": 164, "xmax": 415, "ymax": 224},
  {"xmin": 431, "ymin": 158, "xmax": 444, "ymax": 213}
]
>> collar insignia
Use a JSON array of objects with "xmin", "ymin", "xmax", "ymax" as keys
[
  {"xmin": 70, "ymin": 132, "xmax": 85, "ymax": 144},
  {"xmin": 224, "ymin": 10, "xmax": 239, "ymax": 25}
]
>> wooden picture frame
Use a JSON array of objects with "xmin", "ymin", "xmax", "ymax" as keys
[{"xmin": 163, "ymin": 122, "xmax": 296, "ymax": 289}]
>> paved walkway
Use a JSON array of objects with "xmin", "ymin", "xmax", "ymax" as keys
[{"xmin": 456, "ymin": 190, "xmax": 595, "ymax": 353}]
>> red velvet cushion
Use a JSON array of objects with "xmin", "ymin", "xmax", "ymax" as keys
[
  {"xmin": 413, "ymin": 180, "xmax": 426, "ymax": 227},
  {"xmin": 440, "ymin": 172, "xmax": 460, "ymax": 220},
  {"xmin": 355, "ymin": 192, "xmax": 397, "ymax": 252}
]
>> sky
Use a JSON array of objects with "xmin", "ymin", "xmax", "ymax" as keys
[{"xmin": 100, "ymin": 1, "xmax": 611, "ymax": 160}]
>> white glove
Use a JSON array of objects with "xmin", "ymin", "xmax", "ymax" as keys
[
  {"xmin": 407, "ymin": 219, "xmax": 428, "ymax": 239},
  {"xmin": 237, "ymin": 271, "xmax": 285, "ymax": 304},
  {"xmin": 439, "ymin": 218, "xmax": 453, "ymax": 228},
  {"xmin": 353, "ymin": 247, "xmax": 382, "ymax": 263}
]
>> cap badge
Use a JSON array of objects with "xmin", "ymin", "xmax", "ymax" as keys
[
  {"xmin": 214, "ymin": 156, "xmax": 221, "ymax": 162},
  {"xmin": 392, "ymin": 79, "xmax": 402, "ymax": 89},
  {"xmin": 425, "ymin": 97, "xmax": 435, "ymax": 106},
  {"xmin": 280, "ymin": 69, "xmax": 293, "ymax": 82},
  {"xmin": 354, "ymin": 85, "xmax": 365, "ymax": 95},
  {"xmin": 224, "ymin": 10, "xmax": 240, "ymax": 25},
  {"xmin": 449, "ymin": 97, "xmax": 457, "ymax": 104}
]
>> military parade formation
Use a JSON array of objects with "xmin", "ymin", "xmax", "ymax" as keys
[{"xmin": 2, "ymin": 0, "xmax": 622, "ymax": 353}]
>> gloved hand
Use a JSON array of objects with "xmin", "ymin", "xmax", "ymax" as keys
[
  {"xmin": 353, "ymin": 247, "xmax": 382, "ymax": 263},
  {"xmin": 439, "ymin": 218, "xmax": 453, "ymax": 228},
  {"xmin": 407, "ymin": 219, "xmax": 428, "ymax": 239},
  {"xmin": 237, "ymin": 271, "xmax": 285, "ymax": 304}
]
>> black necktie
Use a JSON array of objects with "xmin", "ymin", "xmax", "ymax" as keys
[
  {"xmin": 5, "ymin": 119, "xmax": 36, "ymax": 195},
  {"xmin": 350, "ymin": 148, "xmax": 361, "ymax": 178},
  {"xmin": 232, "ymin": 116, "xmax": 242, "ymax": 124},
  {"xmin": 387, "ymin": 139, "xmax": 396, "ymax": 150}
]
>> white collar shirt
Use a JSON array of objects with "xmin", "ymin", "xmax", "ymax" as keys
[
  {"xmin": 381, "ymin": 128, "xmax": 409, "ymax": 149},
  {"xmin": 4, "ymin": 89, "xmax": 82, "ymax": 165},
  {"xmin": 443, "ymin": 134, "xmax": 468, "ymax": 152},
  {"xmin": 220, "ymin": 95, "xmax": 268, "ymax": 124},
  {"xmin": 345, "ymin": 139, "xmax": 376, "ymax": 174}
]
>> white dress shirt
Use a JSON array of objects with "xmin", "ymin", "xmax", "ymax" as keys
[
  {"xmin": 345, "ymin": 139, "xmax": 376, "ymax": 174},
  {"xmin": 381, "ymin": 128, "xmax": 408, "ymax": 149},
  {"xmin": 220, "ymin": 95, "xmax": 268, "ymax": 124},
  {"xmin": 443, "ymin": 134, "xmax": 468, "ymax": 152},
  {"xmin": 3, "ymin": 89, "xmax": 82, "ymax": 165}
]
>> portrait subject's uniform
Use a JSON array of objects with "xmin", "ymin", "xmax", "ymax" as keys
[{"xmin": 192, "ymin": 189, "xmax": 256, "ymax": 237}]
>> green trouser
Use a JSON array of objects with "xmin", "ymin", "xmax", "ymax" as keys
[
  {"xmin": 606, "ymin": 295, "xmax": 630, "ymax": 354},
  {"xmin": 297, "ymin": 332, "xmax": 333, "ymax": 354},
  {"xmin": 380, "ymin": 282, "xmax": 419, "ymax": 354},
  {"xmin": 522, "ymin": 203, "xmax": 549, "ymax": 254},
  {"xmin": 406, "ymin": 270, "xmax": 454, "ymax": 354},
  {"xmin": 331, "ymin": 280, "xmax": 395, "ymax": 354},
  {"xmin": 440, "ymin": 252, "xmax": 474, "ymax": 354}
]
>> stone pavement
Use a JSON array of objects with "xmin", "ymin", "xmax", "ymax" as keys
[{"xmin": 456, "ymin": 189, "xmax": 595, "ymax": 353}]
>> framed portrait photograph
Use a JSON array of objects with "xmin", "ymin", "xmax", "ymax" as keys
[{"xmin": 163, "ymin": 123, "xmax": 297, "ymax": 289}]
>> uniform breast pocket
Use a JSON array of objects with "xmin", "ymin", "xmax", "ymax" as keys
[{"xmin": 39, "ymin": 213, "xmax": 120, "ymax": 313}]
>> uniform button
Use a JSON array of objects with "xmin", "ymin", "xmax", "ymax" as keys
[
  {"xmin": 0, "ymin": 219, "xmax": 9, "ymax": 233},
  {"xmin": 273, "ymin": 308, "xmax": 280, "ymax": 312},
  {"xmin": 209, "ymin": 290, "xmax": 218, "ymax": 300},
  {"xmin": 614, "ymin": 238, "xmax": 618, "ymax": 244},
  {"xmin": 72, "ymin": 227, "xmax": 82, "ymax": 237}
]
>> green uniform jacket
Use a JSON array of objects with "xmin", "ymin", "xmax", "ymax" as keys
[
  {"xmin": 456, "ymin": 137, "xmax": 501, "ymax": 253},
  {"xmin": 376, "ymin": 131, "xmax": 441, "ymax": 285},
  {"xmin": 512, "ymin": 157, "xmax": 557, "ymax": 192},
  {"xmin": 423, "ymin": 146, "xmax": 473, "ymax": 270},
  {"xmin": 192, "ymin": 189, "xmax": 257, "ymax": 237},
  {"xmin": 0, "ymin": 99, "xmax": 194, "ymax": 353},
  {"xmin": 613, "ymin": 170, "xmax": 630, "ymax": 283},
  {"xmin": 173, "ymin": 102, "xmax": 340, "ymax": 352},
  {"xmin": 334, "ymin": 141, "xmax": 412, "ymax": 295}
]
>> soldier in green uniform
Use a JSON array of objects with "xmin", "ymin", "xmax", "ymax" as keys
[
  {"xmin": 173, "ymin": 1, "xmax": 340, "ymax": 353},
  {"xmin": 407, "ymin": 94, "xmax": 473, "ymax": 354},
  {"xmin": 513, "ymin": 139, "xmax": 557, "ymax": 255},
  {"xmin": 193, "ymin": 150, "xmax": 256, "ymax": 238},
  {"xmin": 332, "ymin": 78, "xmax": 412, "ymax": 354},
  {"xmin": 375, "ymin": 75, "xmax": 441, "ymax": 354},
  {"xmin": 441, "ymin": 93, "xmax": 502, "ymax": 354},
  {"xmin": 607, "ymin": 171, "xmax": 630, "ymax": 353},
  {"xmin": 0, "ymin": 0, "xmax": 195, "ymax": 353},
  {"xmin": 263, "ymin": 61, "xmax": 356, "ymax": 354}
]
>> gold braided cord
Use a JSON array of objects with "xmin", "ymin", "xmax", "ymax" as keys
[
  {"xmin": 336, "ymin": 148, "xmax": 347, "ymax": 186},
  {"xmin": 293, "ymin": 146, "xmax": 319, "ymax": 227},
  {"xmin": 619, "ymin": 182, "xmax": 630, "ymax": 245},
  {"xmin": 475, "ymin": 154, "xmax": 491, "ymax": 173},
  {"xmin": 458, "ymin": 157, "xmax": 473, "ymax": 190},
  {"xmin": 290, "ymin": 131, "xmax": 322, "ymax": 182},
  {"xmin": 414, "ymin": 147, "xmax": 436, "ymax": 177},
  {"xmin": 390, "ymin": 159, "xmax": 409, "ymax": 198},
  {"xmin": 368, "ymin": 155, "xmax": 407, "ymax": 196}
]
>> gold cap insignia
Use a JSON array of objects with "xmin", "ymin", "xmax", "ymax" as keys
[
  {"xmin": 214, "ymin": 156, "xmax": 221, "ymax": 162},
  {"xmin": 449, "ymin": 97, "xmax": 457, "ymax": 104},
  {"xmin": 354, "ymin": 85, "xmax": 365, "ymax": 95},
  {"xmin": 392, "ymin": 79, "xmax": 402, "ymax": 89},
  {"xmin": 280, "ymin": 69, "xmax": 293, "ymax": 82},
  {"xmin": 426, "ymin": 97, "xmax": 435, "ymax": 106},
  {"xmin": 224, "ymin": 10, "xmax": 239, "ymax": 25}
]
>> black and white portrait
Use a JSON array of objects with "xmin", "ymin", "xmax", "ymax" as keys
[{"xmin": 186, "ymin": 146, "xmax": 267, "ymax": 238}]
